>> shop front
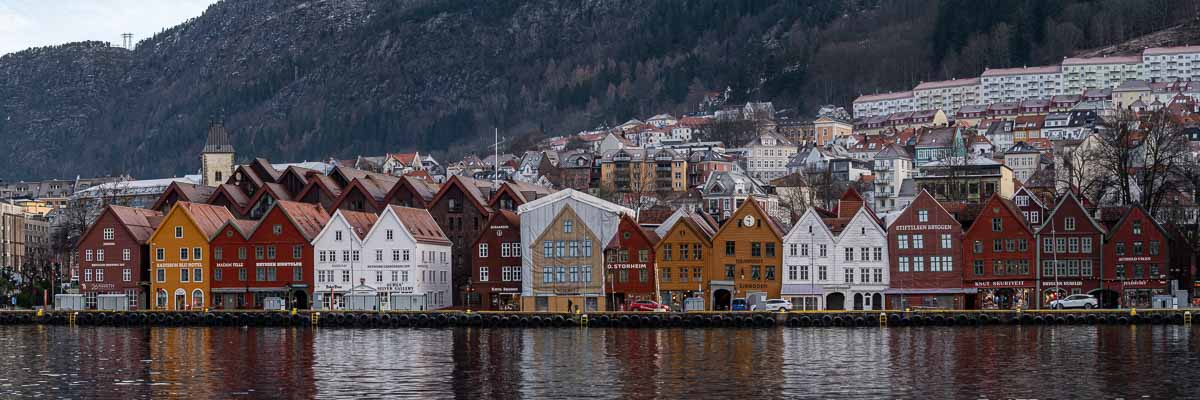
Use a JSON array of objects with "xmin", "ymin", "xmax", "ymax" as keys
[
  {"xmin": 970, "ymin": 280, "xmax": 1034, "ymax": 309},
  {"xmin": 486, "ymin": 286, "xmax": 521, "ymax": 311},
  {"xmin": 1115, "ymin": 279, "xmax": 1170, "ymax": 308},
  {"xmin": 885, "ymin": 288, "xmax": 976, "ymax": 310},
  {"xmin": 781, "ymin": 284, "xmax": 821, "ymax": 310},
  {"xmin": 1038, "ymin": 279, "xmax": 1099, "ymax": 308}
]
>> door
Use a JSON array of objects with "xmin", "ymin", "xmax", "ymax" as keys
[
  {"xmin": 826, "ymin": 292, "xmax": 845, "ymax": 310},
  {"xmin": 871, "ymin": 293, "xmax": 883, "ymax": 310},
  {"xmin": 293, "ymin": 291, "xmax": 309, "ymax": 310},
  {"xmin": 853, "ymin": 293, "xmax": 864, "ymax": 310},
  {"xmin": 713, "ymin": 289, "xmax": 732, "ymax": 311},
  {"xmin": 173, "ymin": 288, "xmax": 186, "ymax": 310}
]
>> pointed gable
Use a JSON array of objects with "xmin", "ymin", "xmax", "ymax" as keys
[
  {"xmin": 714, "ymin": 197, "xmax": 786, "ymax": 241},
  {"xmin": 385, "ymin": 205, "xmax": 451, "ymax": 246},
  {"xmin": 270, "ymin": 200, "xmax": 333, "ymax": 241},
  {"xmin": 152, "ymin": 182, "xmax": 216, "ymax": 214},
  {"xmin": 208, "ymin": 184, "xmax": 251, "ymax": 217},
  {"xmin": 157, "ymin": 202, "xmax": 236, "ymax": 241},
  {"xmin": 1037, "ymin": 192, "xmax": 1107, "ymax": 235},
  {"xmin": 967, "ymin": 194, "xmax": 1034, "ymax": 238},
  {"xmin": 384, "ymin": 175, "xmax": 440, "ymax": 209},
  {"xmin": 430, "ymin": 175, "xmax": 495, "ymax": 215}
]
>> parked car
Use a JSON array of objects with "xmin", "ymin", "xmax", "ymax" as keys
[
  {"xmin": 731, "ymin": 299, "xmax": 749, "ymax": 311},
  {"xmin": 1049, "ymin": 294, "xmax": 1098, "ymax": 309},
  {"xmin": 763, "ymin": 299, "xmax": 792, "ymax": 312},
  {"xmin": 629, "ymin": 300, "xmax": 669, "ymax": 312}
]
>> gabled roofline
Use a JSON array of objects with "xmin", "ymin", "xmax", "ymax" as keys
[
  {"xmin": 208, "ymin": 184, "xmax": 250, "ymax": 215},
  {"xmin": 712, "ymin": 195, "xmax": 784, "ymax": 241},
  {"xmin": 897, "ymin": 189, "xmax": 963, "ymax": 230},
  {"xmin": 1013, "ymin": 186, "xmax": 1047, "ymax": 210},
  {"xmin": 329, "ymin": 177, "xmax": 388, "ymax": 212},
  {"xmin": 294, "ymin": 176, "xmax": 337, "ymax": 206},
  {"xmin": 430, "ymin": 175, "xmax": 493, "ymax": 215},
  {"xmin": 209, "ymin": 217, "xmax": 256, "ymax": 241},
  {"xmin": 311, "ymin": 209, "xmax": 368, "ymax": 246},
  {"xmin": 964, "ymin": 193, "xmax": 1035, "ymax": 238},
  {"xmin": 784, "ymin": 208, "xmax": 835, "ymax": 242},
  {"xmin": 1105, "ymin": 205, "xmax": 1168, "ymax": 241},
  {"xmin": 78, "ymin": 205, "xmax": 159, "ymax": 246},
  {"xmin": 1036, "ymin": 191, "xmax": 1107, "ymax": 234}
]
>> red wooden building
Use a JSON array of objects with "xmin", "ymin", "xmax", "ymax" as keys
[
  {"xmin": 886, "ymin": 190, "xmax": 970, "ymax": 309},
  {"xmin": 1036, "ymin": 193, "xmax": 1107, "ymax": 307},
  {"xmin": 603, "ymin": 215, "xmax": 660, "ymax": 310},
  {"xmin": 210, "ymin": 201, "xmax": 330, "ymax": 309},
  {"xmin": 468, "ymin": 210, "xmax": 522, "ymax": 310},
  {"xmin": 427, "ymin": 175, "xmax": 496, "ymax": 306},
  {"xmin": 75, "ymin": 205, "xmax": 163, "ymax": 309},
  {"xmin": 963, "ymin": 194, "xmax": 1035, "ymax": 309},
  {"xmin": 1103, "ymin": 206, "xmax": 1177, "ymax": 308}
]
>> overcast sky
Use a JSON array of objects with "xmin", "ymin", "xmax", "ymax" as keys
[{"xmin": 0, "ymin": 0, "xmax": 216, "ymax": 56}]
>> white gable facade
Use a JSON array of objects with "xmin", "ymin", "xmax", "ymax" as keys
[
  {"xmin": 782, "ymin": 208, "xmax": 889, "ymax": 310},
  {"xmin": 359, "ymin": 207, "xmax": 452, "ymax": 311},
  {"xmin": 311, "ymin": 211, "xmax": 366, "ymax": 310}
]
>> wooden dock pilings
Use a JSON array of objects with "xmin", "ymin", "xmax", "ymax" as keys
[{"xmin": 0, "ymin": 309, "xmax": 1194, "ymax": 328}]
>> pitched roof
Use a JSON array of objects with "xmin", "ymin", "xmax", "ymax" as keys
[
  {"xmin": 272, "ymin": 200, "xmax": 332, "ymax": 241},
  {"xmin": 913, "ymin": 77, "xmax": 979, "ymax": 91},
  {"xmin": 174, "ymin": 202, "xmax": 236, "ymax": 237},
  {"xmin": 151, "ymin": 181, "xmax": 216, "ymax": 211},
  {"xmin": 102, "ymin": 205, "xmax": 163, "ymax": 243},
  {"xmin": 338, "ymin": 210, "xmax": 380, "ymax": 239},
  {"xmin": 431, "ymin": 175, "xmax": 495, "ymax": 215},
  {"xmin": 1062, "ymin": 55, "xmax": 1141, "ymax": 65},
  {"xmin": 854, "ymin": 91, "xmax": 914, "ymax": 103},
  {"xmin": 981, "ymin": 65, "xmax": 1061, "ymax": 77},
  {"xmin": 203, "ymin": 122, "xmax": 234, "ymax": 153},
  {"xmin": 490, "ymin": 181, "xmax": 556, "ymax": 206},
  {"xmin": 388, "ymin": 205, "xmax": 451, "ymax": 246},
  {"xmin": 517, "ymin": 188, "xmax": 634, "ymax": 217},
  {"xmin": 211, "ymin": 184, "xmax": 251, "ymax": 210}
]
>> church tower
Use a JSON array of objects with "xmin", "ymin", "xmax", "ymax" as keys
[{"xmin": 201, "ymin": 121, "xmax": 235, "ymax": 187}]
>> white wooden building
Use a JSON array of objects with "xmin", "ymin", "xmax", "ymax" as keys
[{"xmin": 782, "ymin": 190, "xmax": 888, "ymax": 310}]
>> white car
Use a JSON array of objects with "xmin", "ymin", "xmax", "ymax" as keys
[
  {"xmin": 763, "ymin": 299, "xmax": 793, "ymax": 312},
  {"xmin": 1049, "ymin": 294, "xmax": 1098, "ymax": 309}
]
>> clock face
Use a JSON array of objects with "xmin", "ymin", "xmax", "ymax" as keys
[{"xmin": 742, "ymin": 215, "xmax": 755, "ymax": 226}]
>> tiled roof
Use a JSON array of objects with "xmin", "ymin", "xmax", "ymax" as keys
[
  {"xmin": 176, "ymin": 202, "xmax": 236, "ymax": 237},
  {"xmin": 274, "ymin": 200, "xmax": 331, "ymax": 241},
  {"xmin": 389, "ymin": 205, "xmax": 451, "ymax": 246},
  {"xmin": 340, "ymin": 210, "xmax": 379, "ymax": 239},
  {"xmin": 108, "ymin": 205, "xmax": 163, "ymax": 243}
]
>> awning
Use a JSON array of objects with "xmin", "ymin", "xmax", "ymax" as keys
[
  {"xmin": 780, "ymin": 284, "xmax": 824, "ymax": 295},
  {"xmin": 883, "ymin": 288, "xmax": 978, "ymax": 295}
]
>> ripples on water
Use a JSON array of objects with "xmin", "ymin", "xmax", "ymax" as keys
[{"xmin": 0, "ymin": 325, "xmax": 1196, "ymax": 399}]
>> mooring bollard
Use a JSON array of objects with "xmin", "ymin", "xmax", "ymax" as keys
[
  {"xmin": 1131, "ymin": 308, "xmax": 1138, "ymax": 317},
  {"xmin": 879, "ymin": 312, "xmax": 887, "ymax": 327},
  {"xmin": 1185, "ymin": 311, "xmax": 1192, "ymax": 325},
  {"xmin": 579, "ymin": 314, "xmax": 589, "ymax": 327},
  {"xmin": 311, "ymin": 312, "xmax": 320, "ymax": 327}
]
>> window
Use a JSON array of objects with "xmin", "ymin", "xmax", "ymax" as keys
[
  {"xmin": 1132, "ymin": 221, "xmax": 1142, "ymax": 235},
  {"xmin": 1116, "ymin": 242, "xmax": 1126, "ymax": 255},
  {"xmin": 582, "ymin": 241, "xmax": 592, "ymax": 257},
  {"xmin": 873, "ymin": 247, "xmax": 882, "ymax": 261},
  {"xmin": 974, "ymin": 260, "xmax": 984, "ymax": 275},
  {"xmin": 403, "ymin": 250, "xmax": 411, "ymax": 261},
  {"xmin": 255, "ymin": 246, "xmax": 265, "ymax": 260},
  {"xmin": 335, "ymin": 230, "xmax": 343, "ymax": 241},
  {"xmin": 1133, "ymin": 241, "xmax": 1144, "ymax": 256},
  {"xmin": 725, "ymin": 241, "xmax": 735, "ymax": 256},
  {"xmin": 214, "ymin": 248, "xmax": 223, "ymax": 261},
  {"xmin": 122, "ymin": 269, "xmax": 131, "ymax": 282},
  {"xmin": 386, "ymin": 229, "xmax": 394, "ymax": 241},
  {"xmin": 156, "ymin": 268, "xmax": 165, "ymax": 282},
  {"xmin": 725, "ymin": 264, "xmax": 735, "ymax": 279},
  {"xmin": 479, "ymin": 267, "xmax": 489, "ymax": 282},
  {"xmin": 994, "ymin": 240, "xmax": 1003, "ymax": 252},
  {"xmin": 940, "ymin": 234, "xmax": 951, "ymax": 249},
  {"xmin": 1068, "ymin": 238, "xmax": 1080, "ymax": 253},
  {"xmin": 103, "ymin": 228, "xmax": 115, "ymax": 240},
  {"xmin": 569, "ymin": 241, "xmax": 580, "ymax": 258},
  {"xmin": 819, "ymin": 244, "xmax": 827, "ymax": 257},
  {"xmin": 818, "ymin": 266, "xmax": 828, "ymax": 281},
  {"xmin": 663, "ymin": 244, "xmax": 672, "ymax": 261},
  {"xmin": 638, "ymin": 249, "xmax": 649, "ymax": 262},
  {"xmin": 563, "ymin": 220, "xmax": 573, "ymax": 233},
  {"xmin": 85, "ymin": 250, "xmax": 93, "ymax": 261},
  {"xmin": 918, "ymin": 210, "xmax": 929, "ymax": 222},
  {"xmin": 992, "ymin": 218, "xmax": 1002, "ymax": 232},
  {"xmin": 765, "ymin": 266, "xmax": 775, "ymax": 280},
  {"xmin": 751, "ymin": 242, "xmax": 762, "ymax": 257},
  {"xmin": 479, "ymin": 244, "xmax": 488, "ymax": 258},
  {"xmin": 1056, "ymin": 238, "xmax": 1067, "ymax": 253},
  {"xmin": 974, "ymin": 241, "xmax": 983, "ymax": 254},
  {"xmin": 1064, "ymin": 217, "xmax": 1076, "ymax": 231},
  {"xmin": 1150, "ymin": 241, "xmax": 1160, "ymax": 256},
  {"xmin": 913, "ymin": 235, "xmax": 924, "ymax": 249},
  {"xmin": 1018, "ymin": 239, "xmax": 1028, "ymax": 252},
  {"xmin": 913, "ymin": 256, "xmax": 925, "ymax": 272},
  {"xmin": 174, "ymin": 226, "xmax": 183, "ymax": 238},
  {"xmin": 238, "ymin": 247, "xmax": 247, "ymax": 260},
  {"xmin": 215, "ymin": 268, "xmax": 223, "ymax": 281},
  {"xmin": 765, "ymin": 243, "xmax": 775, "ymax": 257},
  {"xmin": 898, "ymin": 235, "xmax": 909, "ymax": 249},
  {"xmin": 239, "ymin": 268, "xmax": 247, "ymax": 281},
  {"xmin": 844, "ymin": 247, "xmax": 854, "ymax": 261},
  {"xmin": 272, "ymin": 224, "xmax": 283, "ymax": 235},
  {"xmin": 800, "ymin": 243, "xmax": 809, "ymax": 256},
  {"xmin": 180, "ymin": 269, "xmax": 190, "ymax": 282},
  {"xmin": 266, "ymin": 246, "xmax": 275, "ymax": 260},
  {"xmin": 84, "ymin": 269, "xmax": 92, "ymax": 282},
  {"xmin": 789, "ymin": 244, "xmax": 797, "ymax": 256},
  {"xmin": 292, "ymin": 246, "xmax": 302, "ymax": 260},
  {"xmin": 800, "ymin": 265, "xmax": 810, "ymax": 280},
  {"xmin": 156, "ymin": 248, "xmax": 164, "ymax": 261},
  {"xmin": 844, "ymin": 267, "xmax": 854, "ymax": 283},
  {"xmin": 179, "ymin": 248, "xmax": 190, "ymax": 260}
]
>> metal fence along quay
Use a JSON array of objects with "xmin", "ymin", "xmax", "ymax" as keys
[{"xmin": 0, "ymin": 308, "xmax": 1194, "ymax": 329}]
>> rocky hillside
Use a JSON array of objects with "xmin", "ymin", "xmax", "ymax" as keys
[{"xmin": 0, "ymin": 0, "xmax": 1196, "ymax": 180}]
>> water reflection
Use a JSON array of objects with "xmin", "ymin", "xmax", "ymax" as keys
[{"xmin": 0, "ymin": 325, "xmax": 1197, "ymax": 398}]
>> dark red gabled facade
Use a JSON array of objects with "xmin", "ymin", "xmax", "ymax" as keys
[
  {"xmin": 887, "ymin": 190, "xmax": 968, "ymax": 309},
  {"xmin": 384, "ymin": 176, "xmax": 439, "ymax": 209},
  {"xmin": 1037, "ymin": 193, "xmax": 1107, "ymax": 307},
  {"xmin": 210, "ymin": 201, "xmax": 329, "ymax": 309},
  {"xmin": 468, "ymin": 210, "xmax": 522, "ymax": 310},
  {"xmin": 963, "ymin": 194, "xmax": 1036, "ymax": 309},
  {"xmin": 1103, "ymin": 206, "xmax": 1176, "ymax": 308},
  {"xmin": 1012, "ymin": 186, "xmax": 1048, "ymax": 228},
  {"xmin": 428, "ymin": 175, "xmax": 495, "ymax": 306},
  {"xmin": 75, "ymin": 206, "xmax": 162, "ymax": 310},
  {"xmin": 603, "ymin": 215, "xmax": 659, "ymax": 310}
]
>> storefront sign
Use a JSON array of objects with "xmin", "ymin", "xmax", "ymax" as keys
[
  {"xmin": 155, "ymin": 262, "xmax": 203, "ymax": 268},
  {"xmin": 215, "ymin": 262, "xmax": 244, "ymax": 268},
  {"xmin": 385, "ymin": 283, "xmax": 414, "ymax": 293},
  {"xmin": 82, "ymin": 283, "xmax": 116, "ymax": 290},
  {"xmin": 738, "ymin": 283, "xmax": 769, "ymax": 290},
  {"xmin": 257, "ymin": 262, "xmax": 302, "ymax": 267},
  {"xmin": 1043, "ymin": 281, "xmax": 1082, "ymax": 287},
  {"xmin": 490, "ymin": 225, "xmax": 511, "ymax": 230},
  {"xmin": 492, "ymin": 287, "xmax": 519, "ymax": 292},
  {"xmin": 1121, "ymin": 280, "xmax": 1166, "ymax": 288},
  {"xmin": 607, "ymin": 263, "xmax": 647, "ymax": 270},
  {"xmin": 367, "ymin": 264, "xmax": 407, "ymax": 269},
  {"xmin": 1117, "ymin": 256, "xmax": 1152, "ymax": 262},
  {"xmin": 973, "ymin": 280, "xmax": 1029, "ymax": 288},
  {"xmin": 89, "ymin": 263, "xmax": 127, "ymax": 268},
  {"xmin": 893, "ymin": 225, "xmax": 952, "ymax": 231}
]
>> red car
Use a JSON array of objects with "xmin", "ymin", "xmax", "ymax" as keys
[{"xmin": 629, "ymin": 300, "xmax": 669, "ymax": 312}]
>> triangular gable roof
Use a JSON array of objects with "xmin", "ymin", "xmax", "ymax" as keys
[
  {"xmin": 229, "ymin": 164, "xmax": 266, "ymax": 189},
  {"xmin": 81, "ymin": 205, "xmax": 163, "ymax": 245},
  {"xmin": 266, "ymin": 200, "xmax": 333, "ymax": 241},
  {"xmin": 386, "ymin": 175, "xmax": 439, "ymax": 204},
  {"xmin": 382, "ymin": 205, "xmax": 452, "ymax": 246},
  {"xmin": 1036, "ymin": 191, "xmax": 1107, "ymax": 235},
  {"xmin": 330, "ymin": 177, "xmax": 393, "ymax": 211},
  {"xmin": 607, "ymin": 214, "xmax": 659, "ymax": 250},
  {"xmin": 430, "ymin": 175, "xmax": 495, "ymax": 215},
  {"xmin": 295, "ymin": 174, "xmax": 343, "ymax": 204},
  {"xmin": 784, "ymin": 208, "xmax": 836, "ymax": 243},
  {"xmin": 314, "ymin": 209, "xmax": 380, "ymax": 244},
  {"xmin": 158, "ymin": 202, "xmax": 236, "ymax": 240},
  {"xmin": 713, "ymin": 197, "xmax": 785, "ymax": 241},
  {"xmin": 210, "ymin": 218, "xmax": 257, "ymax": 241},
  {"xmin": 896, "ymin": 190, "xmax": 963, "ymax": 230},
  {"xmin": 250, "ymin": 158, "xmax": 283, "ymax": 183},
  {"xmin": 210, "ymin": 184, "xmax": 251, "ymax": 212},
  {"xmin": 836, "ymin": 187, "xmax": 866, "ymax": 219},
  {"xmin": 1105, "ymin": 206, "xmax": 1168, "ymax": 241},
  {"xmin": 488, "ymin": 181, "xmax": 556, "ymax": 208},
  {"xmin": 151, "ymin": 181, "xmax": 216, "ymax": 212},
  {"xmin": 245, "ymin": 182, "xmax": 294, "ymax": 210},
  {"xmin": 1013, "ymin": 186, "xmax": 1047, "ymax": 210},
  {"xmin": 966, "ymin": 193, "xmax": 1034, "ymax": 238}
]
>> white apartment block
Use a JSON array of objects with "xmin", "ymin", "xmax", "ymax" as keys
[
  {"xmin": 1061, "ymin": 56, "xmax": 1143, "ymax": 94},
  {"xmin": 912, "ymin": 78, "xmax": 980, "ymax": 115},
  {"xmin": 1142, "ymin": 45, "xmax": 1200, "ymax": 82},
  {"xmin": 980, "ymin": 65, "xmax": 1062, "ymax": 104},
  {"xmin": 742, "ymin": 132, "xmax": 797, "ymax": 181},
  {"xmin": 852, "ymin": 91, "xmax": 915, "ymax": 119}
]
